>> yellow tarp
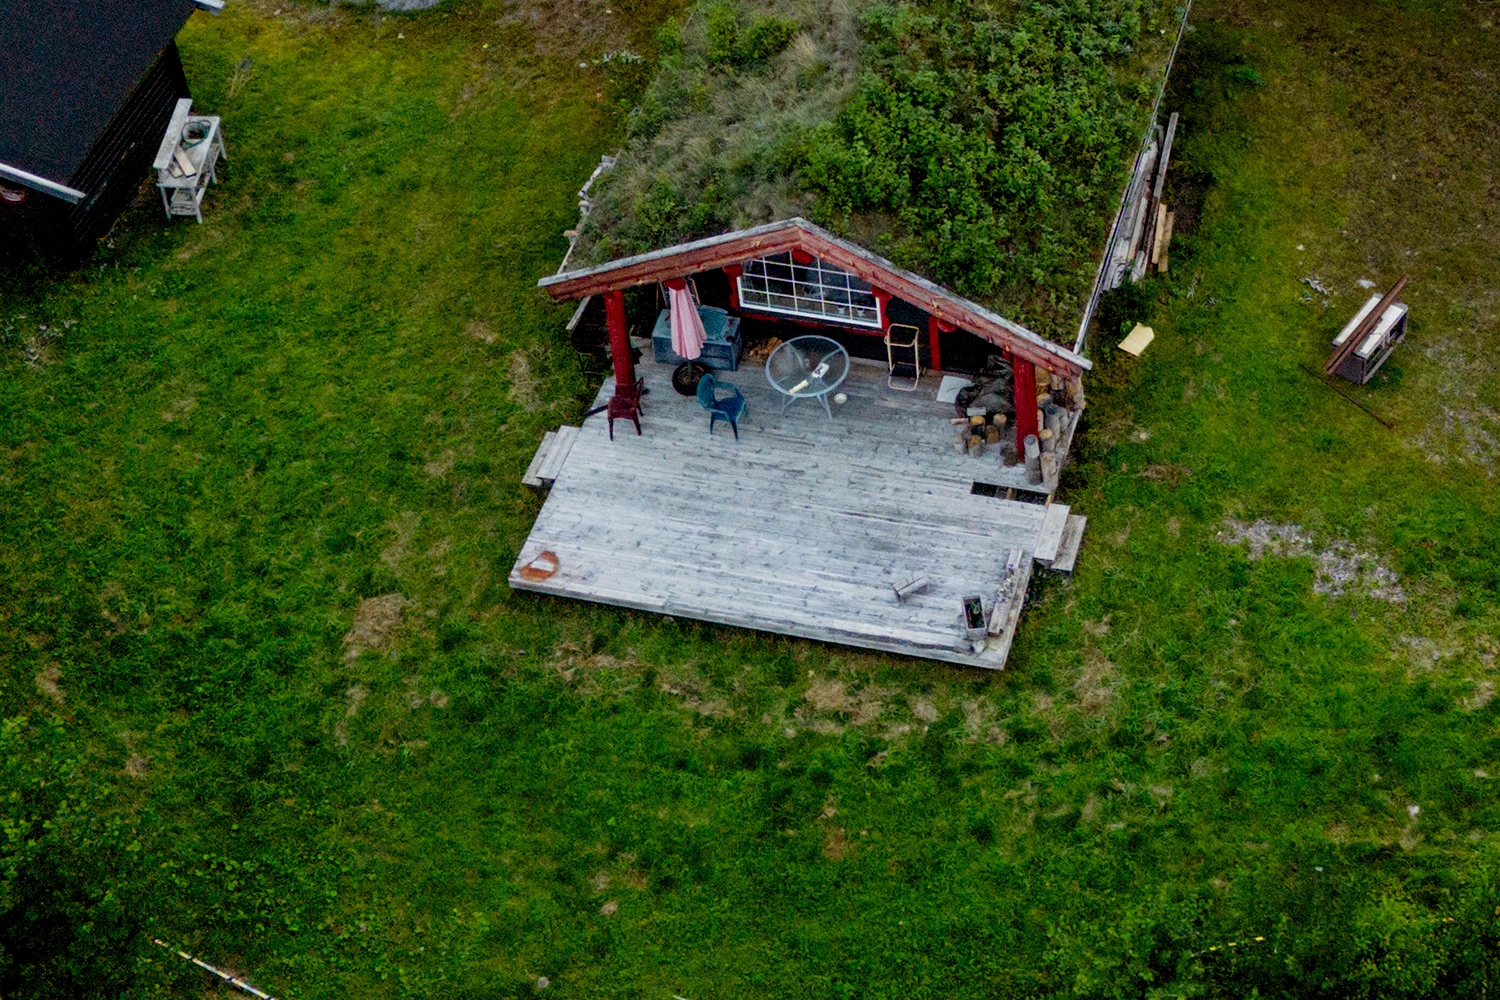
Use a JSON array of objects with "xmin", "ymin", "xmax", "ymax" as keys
[{"xmin": 1118, "ymin": 324, "xmax": 1155, "ymax": 356}]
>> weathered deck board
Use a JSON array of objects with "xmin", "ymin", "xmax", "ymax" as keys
[
  {"xmin": 512, "ymin": 356, "xmax": 1070, "ymax": 668},
  {"xmin": 1034, "ymin": 503, "xmax": 1071, "ymax": 565},
  {"xmin": 521, "ymin": 430, "xmax": 557, "ymax": 488},
  {"xmin": 1050, "ymin": 514, "xmax": 1089, "ymax": 574},
  {"xmin": 535, "ymin": 425, "xmax": 579, "ymax": 482}
]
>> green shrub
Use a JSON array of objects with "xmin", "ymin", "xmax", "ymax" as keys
[
  {"xmin": 742, "ymin": 14, "xmax": 799, "ymax": 63},
  {"xmin": 0, "ymin": 718, "xmax": 163, "ymax": 999},
  {"xmin": 704, "ymin": 1, "xmax": 799, "ymax": 67}
]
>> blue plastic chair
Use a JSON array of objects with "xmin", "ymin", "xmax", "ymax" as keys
[{"xmin": 696, "ymin": 372, "xmax": 746, "ymax": 439}]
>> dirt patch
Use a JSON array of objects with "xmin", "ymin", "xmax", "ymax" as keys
[
  {"xmin": 801, "ymin": 677, "xmax": 892, "ymax": 725},
  {"xmin": 908, "ymin": 697, "xmax": 940, "ymax": 723},
  {"xmin": 1071, "ymin": 648, "xmax": 1116, "ymax": 714},
  {"xmin": 424, "ymin": 451, "xmax": 455, "ymax": 477},
  {"xmin": 466, "ymin": 319, "xmax": 498, "ymax": 344},
  {"xmin": 1080, "ymin": 792, "xmax": 1101, "ymax": 824},
  {"xmin": 161, "ymin": 395, "xmax": 197, "ymax": 423},
  {"xmin": 35, "ymin": 664, "xmax": 64, "ymax": 704},
  {"xmin": 1137, "ymin": 464, "xmax": 1192, "ymax": 488},
  {"xmin": 125, "ymin": 754, "xmax": 150, "ymax": 778},
  {"xmin": 1461, "ymin": 679, "xmax": 1495, "ymax": 712},
  {"xmin": 599, "ymin": 899, "xmax": 619, "ymax": 916},
  {"xmin": 822, "ymin": 826, "xmax": 850, "ymax": 860},
  {"xmin": 380, "ymin": 511, "xmax": 421, "ymax": 569},
  {"xmin": 335, "ymin": 685, "xmax": 369, "ymax": 746},
  {"xmin": 507, "ymin": 350, "xmax": 547, "ymax": 411},
  {"xmin": 1218, "ymin": 519, "xmax": 1405, "ymax": 601},
  {"xmin": 343, "ymin": 594, "xmax": 409, "ymax": 660}
]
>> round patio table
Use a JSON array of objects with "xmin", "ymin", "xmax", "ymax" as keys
[{"xmin": 765, "ymin": 335, "xmax": 850, "ymax": 419}]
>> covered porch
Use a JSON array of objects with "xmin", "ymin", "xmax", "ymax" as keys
[
  {"xmin": 513, "ymin": 354, "xmax": 1086, "ymax": 668},
  {"xmin": 514, "ymin": 218, "xmax": 1091, "ymax": 668}
]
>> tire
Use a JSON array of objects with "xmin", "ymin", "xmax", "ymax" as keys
[{"xmin": 672, "ymin": 361, "xmax": 712, "ymax": 396}]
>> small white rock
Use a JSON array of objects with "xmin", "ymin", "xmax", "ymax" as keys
[
  {"xmin": 1357, "ymin": 278, "xmax": 1376, "ymax": 288},
  {"xmin": 1408, "ymin": 804, "xmax": 1421, "ymax": 818},
  {"xmin": 1296, "ymin": 244, "xmax": 1305, "ymax": 251},
  {"xmin": 536, "ymin": 976, "xmax": 550, "ymax": 990}
]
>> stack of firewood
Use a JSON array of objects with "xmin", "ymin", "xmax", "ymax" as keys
[{"xmin": 952, "ymin": 412, "xmax": 1008, "ymax": 455}]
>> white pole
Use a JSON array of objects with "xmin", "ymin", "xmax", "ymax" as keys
[{"xmin": 152, "ymin": 939, "xmax": 280, "ymax": 1000}]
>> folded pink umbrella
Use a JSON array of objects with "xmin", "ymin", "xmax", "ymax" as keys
[{"xmin": 667, "ymin": 282, "xmax": 706, "ymax": 361}]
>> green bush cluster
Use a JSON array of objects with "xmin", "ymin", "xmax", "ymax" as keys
[
  {"xmin": 801, "ymin": 0, "xmax": 1158, "ymax": 311},
  {"xmin": 0, "ymin": 718, "xmax": 163, "ymax": 999},
  {"xmin": 705, "ymin": 1, "xmax": 800, "ymax": 67}
]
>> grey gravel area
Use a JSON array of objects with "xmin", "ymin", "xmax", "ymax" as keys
[{"xmin": 374, "ymin": 0, "xmax": 444, "ymax": 9}]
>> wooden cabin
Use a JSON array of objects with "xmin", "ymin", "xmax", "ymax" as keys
[
  {"xmin": 513, "ymin": 218, "xmax": 1093, "ymax": 669},
  {"xmin": 0, "ymin": 0, "xmax": 219, "ymax": 260}
]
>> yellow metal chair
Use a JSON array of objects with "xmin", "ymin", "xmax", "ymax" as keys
[{"xmin": 884, "ymin": 323, "xmax": 921, "ymax": 391}]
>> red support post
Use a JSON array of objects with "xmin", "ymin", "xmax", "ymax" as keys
[
  {"xmin": 1012, "ymin": 355, "xmax": 1039, "ymax": 454},
  {"xmin": 604, "ymin": 288, "xmax": 642, "ymax": 438},
  {"xmin": 723, "ymin": 264, "xmax": 742, "ymax": 311},
  {"xmin": 927, "ymin": 315, "xmax": 951, "ymax": 373}
]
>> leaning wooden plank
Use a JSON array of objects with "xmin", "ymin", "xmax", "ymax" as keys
[
  {"xmin": 536, "ymin": 425, "xmax": 580, "ymax": 482},
  {"xmin": 1156, "ymin": 211, "xmax": 1175, "ymax": 273},
  {"xmin": 1150, "ymin": 202, "xmax": 1169, "ymax": 266},
  {"xmin": 522, "ymin": 430, "xmax": 557, "ymax": 487},
  {"xmin": 173, "ymin": 146, "xmax": 198, "ymax": 178},
  {"xmin": 1049, "ymin": 514, "xmax": 1088, "ymax": 574},
  {"xmin": 153, "ymin": 98, "xmax": 194, "ymax": 170},
  {"xmin": 1152, "ymin": 112, "xmax": 1179, "ymax": 202},
  {"xmin": 1033, "ymin": 503, "xmax": 1071, "ymax": 565}
]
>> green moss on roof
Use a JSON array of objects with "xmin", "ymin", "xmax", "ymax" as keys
[{"xmin": 580, "ymin": 0, "xmax": 1182, "ymax": 338}]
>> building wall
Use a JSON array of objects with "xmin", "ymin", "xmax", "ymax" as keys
[{"xmin": 0, "ymin": 42, "xmax": 190, "ymax": 262}]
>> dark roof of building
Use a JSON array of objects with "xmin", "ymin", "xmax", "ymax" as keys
[
  {"xmin": 539, "ymin": 218, "xmax": 1092, "ymax": 376},
  {"xmin": 0, "ymin": 0, "xmax": 197, "ymax": 188}
]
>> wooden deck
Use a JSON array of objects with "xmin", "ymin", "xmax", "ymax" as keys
[{"xmin": 510, "ymin": 354, "xmax": 1081, "ymax": 668}]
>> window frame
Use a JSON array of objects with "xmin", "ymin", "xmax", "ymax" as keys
[{"xmin": 736, "ymin": 253, "xmax": 883, "ymax": 330}]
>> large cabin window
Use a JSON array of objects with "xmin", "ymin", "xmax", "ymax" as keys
[{"xmin": 737, "ymin": 253, "xmax": 882, "ymax": 329}]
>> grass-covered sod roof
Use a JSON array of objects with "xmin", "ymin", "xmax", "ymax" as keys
[{"xmin": 581, "ymin": 0, "xmax": 1182, "ymax": 337}]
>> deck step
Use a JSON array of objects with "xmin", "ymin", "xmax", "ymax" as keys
[
  {"xmin": 1048, "ymin": 514, "xmax": 1088, "ymax": 573},
  {"xmin": 522, "ymin": 425, "xmax": 581, "ymax": 487},
  {"xmin": 1033, "ymin": 502, "xmax": 1071, "ymax": 565}
]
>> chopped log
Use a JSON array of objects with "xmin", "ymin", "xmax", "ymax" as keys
[
  {"xmin": 967, "ymin": 433, "xmax": 984, "ymax": 455},
  {"xmin": 1040, "ymin": 453, "xmax": 1060, "ymax": 493},
  {"xmin": 1024, "ymin": 434, "xmax": 1042, "ymax": 484},
  {"xmin": 1038, "ymin": 427, "xmax": 1055, "ymax": 453},
  {"xmin": 984, "ymin": 425, "xmax": 1001, "ymax": 445},
  {"xmin": 992, "ymin": 413, "xmax": 1008, "ymax": 428},
  {"xmin": 1042, "ymin": 402, "xmax": 1065, "ymax": 443}
]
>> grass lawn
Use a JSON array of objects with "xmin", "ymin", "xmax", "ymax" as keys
[{"xmin": 3, "ymin": 0, "xmax": 1500, "ymax": 997}]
